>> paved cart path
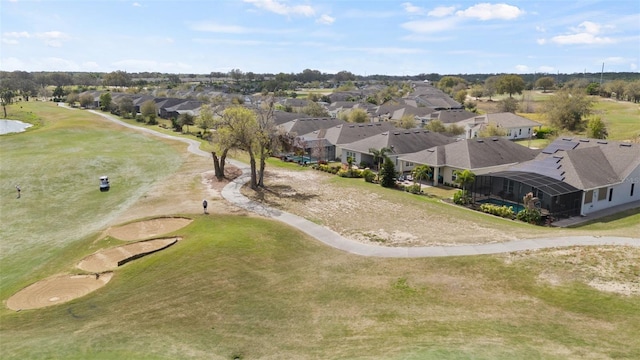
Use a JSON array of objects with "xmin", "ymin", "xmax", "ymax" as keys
[{"xmin": 88, "ymin": 108, "xmax": 640, "ymax": 257}]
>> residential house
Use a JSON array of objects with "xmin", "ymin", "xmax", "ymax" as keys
[
  {"xmin": 427, "ymin": 109, "xmax": 477, "ymax": 125},
  {"xmin": 458, "ymin": 112, "xmax": 542, "ymax": 140},
  {"xmin": 398, "ymin": 137, "xmax": 540, "ymax": 186},
  {"xmin": 153, "ymin": 98, "xmax": 189, "ymax": 118},
  {"xmin": 408, "ymin": 82, "xmax": 463, "ymax": 110},
  {"xmin": 472, "ymin": 138, "xmax": 640, "ymax": 218},
  {"xmin": 340, "ymin": 130, "xmax": 456, "ymax": 169},
  {"xmin": 163, "ymin": 100, "xmax": 202, "ymax": 119},
  {"xmin": 297, "ymin": 122, "xmax": 398, "ymax": 161}
]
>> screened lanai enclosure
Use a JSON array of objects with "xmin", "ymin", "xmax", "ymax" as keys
[{"xmin": 471, "ymin": 171, "xmax": 583, "ymax": 218}]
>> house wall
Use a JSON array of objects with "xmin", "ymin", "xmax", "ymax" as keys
[
  {"xmin": 505, "ymin": 126, "xmax": 535, "ymax": 140},
  {"xmin": 581, "ymin": 164, "xmax": 640, "ymax": 215}
]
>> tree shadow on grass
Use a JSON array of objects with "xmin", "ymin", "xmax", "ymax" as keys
[{"xmin": 251, "ymin": 184, "xmax": 319, "ymax": 208}]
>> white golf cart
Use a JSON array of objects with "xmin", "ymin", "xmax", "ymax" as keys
[{"xmin": 99, "ymin": 176, "xmax": 110, "ymax": 192}]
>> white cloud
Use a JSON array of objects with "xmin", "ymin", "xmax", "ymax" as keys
[
  {"xmin": 630, "ymin": 63, "xmax": 638, "ymax": 70},
  {"xmin": 316, "ymin": 14, "xmax": 335, "ymax": 25},
  {"xmin": 46, "ymin": 40, "xmax": 63, "ymax": 48},
  {"xmin": 2, "ymin": 30, "xmax": 69, "ymax": 47},
  {"xmin": 456, "ymin": 3, "xmax": 525, "ymax": 21},
  {"xmin": 3, "ymin": 31, "xmax": 31, "ymax": 38},
  {"xmin": 243, "ymin": 0, "xmax": 315, "ymax": 17},
  {"xmin": 38, "ymin": 31, "xmax": 68, "ymax": 39},
  {"xmin": 428, "ymin": 6, "xmax": 456, "ymax": 17},
  {"xmin": 551, "ymin": 33, "xmax": 614, "ymax": 45},
  {"xmin": 402, "ymin": 2, "xmax": 424, "ymax": 15},
  {"xmin": 571, "ymin": 21, "xmax": 602, "ymax": 35},
  {"xmin": 603, "ymin": 56, "xmax": 628, "ymax": 65},
  {"xmin": 132, "ymin": 2, "xmax": 141, "ymax": 7},
  {"xmin": 112, "ymin": 59, "xmax": 192, "ymax": 72},
  {"xmin": 536, "ymin": 38, "xmax": 547, "ymax": 45},
  {"xmin": 515, "ymin": 65, "xmax": 529, "ymax": 72},
  {"xmin": 190, "ymin": 22, "xmax": 252, "ymax": 34},
  {"xmin": 535, "ymin": 26, "xmax": 546, "ymax": 33},
  {"xmin": 82, "ymin": 61, "xmax": 101, "ymax": 70},
  {"xmin": 401, "ymin": 17, "xmax": 460, "ymax": 34},
  {"xmin": 548, "ymin": 21, "xmax": 616, "ymax": 45},
  {"xmin": 538, "ymin": 66, "xmax": 555, "ymax": 73}
]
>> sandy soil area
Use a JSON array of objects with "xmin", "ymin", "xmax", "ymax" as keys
[
  {"xmin": 106, "ymin": 218, "xmax": 192, "ymax": 241},
  {"xmin": 77, "ymin": 237, "xmax": 180, "ymax": 273},
  {"xmin": 7, "ymin": 273, "xmax": 114, "ymax": 311},
  {"xmin": 242, "ymin": 168, "xmax": 529, "ymax": 246}
]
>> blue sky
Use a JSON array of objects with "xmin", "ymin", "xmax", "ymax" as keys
[{"xmin": 1, "ymin": 0, "xmax": 639, "ymax": 75}]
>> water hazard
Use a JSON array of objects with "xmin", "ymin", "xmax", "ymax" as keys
[{"xmin": 0, "ymin": 119, "xmax": 33, "ymax": 134}]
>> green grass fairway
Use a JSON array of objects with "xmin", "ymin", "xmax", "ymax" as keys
[
  {"xmin": 1, "ymin": 215, "xmax": 639, "ymax": 359},
  {"xmin": 0, "ymin": 102, "xmax": 183, "ymax": 298}
]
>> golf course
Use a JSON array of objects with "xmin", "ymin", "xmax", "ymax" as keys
[{"xmin": 1, "ymin": 101, "xmax": 639, "ymax": 359}]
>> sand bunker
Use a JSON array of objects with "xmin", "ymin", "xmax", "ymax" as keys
[
  {"xmin": 107, "ymin": 217, "xmax": 192, "ymax": 241},
  {"xmin": 77, "ymin": 237, "xmax": 180, "ymax": 273},
  {"xmin": 7, "ymin": 217, "xmax": 191, "ymax": 311},
  {"xmin": 7, "ymin": 273, "xmax": 114, "ymax": 311}
]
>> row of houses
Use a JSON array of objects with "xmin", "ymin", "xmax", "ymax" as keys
[
  {"xmin": 276, "ymin": 115, "xmax": 638, "ymax": 220},
  {"xmin": 80, "ymin": 86, "xmax": 638, "ymax": 220}
]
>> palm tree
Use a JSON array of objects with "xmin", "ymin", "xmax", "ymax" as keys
[
  {"xmin": 411, "ymin": 165, "xmax": 431, "ymax": 186},
  {"xmin": 368, "ymin": 147, "xmax": 391, "ymax": 171},
  {"xmin": 454, "ymin": 169, "xmax": 476, "ymax": 192}
]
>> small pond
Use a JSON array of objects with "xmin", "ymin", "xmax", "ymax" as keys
[{"xmin": 0, "ymin": 119, "xmax": 33, "ymax": 135}]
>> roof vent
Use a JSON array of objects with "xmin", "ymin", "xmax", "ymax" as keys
[
  {"xmin": 476, "ymin": 139, "xmax": 484, "ymax": 143},
  {"xmin": 597, "ymin": 140, "xmax": 608, "ymax": 144},
  {"xmin": 394, "ymin": 132, "xmax": 400, "ymax": 135},
  {"xmin": 579, "ymin": 139, "xmax": 590, "ymax": 142},
  {"xmin": 492, "ymin": 137, "xmax": 499, "ymax": 141},
  {"xmin": 562, "ymin": 138, "xmax": 573, "ymax": 141},
  {"xmin": 620, "ymin": 143, "xmax": 632, "ymax": 147}
]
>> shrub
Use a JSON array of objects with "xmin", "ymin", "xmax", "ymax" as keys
[
  {"xmin": 405, "ymin": 184, "xmax": 422, "ymax": 194},
  {"xmin": 453, "ymin": 190, "xmax": 469, "ymax": 205},
  {"xmin": 338, "ymin": 169, "xmax": 363, "ymax": 178},
  {"xmin": 516, "ymin": 208, "xmax": 542, "ymax": 224},
  {"xmin": 362, "ymin": 169, "xmax": 375, "ymax": 183},
  {"xmin": 480, "ymin": 203, "xmax": 514, "ymax": 218},
  {"xmin": 535, "ymin": 126, "xmax": 554, "ymax": 139}
]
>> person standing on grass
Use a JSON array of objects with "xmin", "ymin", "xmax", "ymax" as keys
[
  {"xmin": 203, "ymin": 199, "xmax": 208, "ymax": 214},
  {"xmin": 16, "ymin": 185, "xmax": 21, "ymax": 198}
]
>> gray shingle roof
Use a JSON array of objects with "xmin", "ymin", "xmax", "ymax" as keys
[
  {"xmin": 279, "ymin": 117, "xmax": 347, "ymax": 136},
  {"xmin": 342, "ymin": 130, "xmax": 455, "ymax": 155},
  {"xmin": 301, "ymin": 122, "xmax": 399, "ymax": 146},
  {"xmin": 512, "ymin": 138, "xmax": 640, "ymax": 190},
  {"xmin": 399, "ymin": 137, "xmax": 540, "ymax": 169},
  {"xmin": 430, "ymin": 109, "xmax": 477, "ymax": 124},
  {"xmin": 485, "ymin": 112, "xmax": 542, "ymax": 128}
]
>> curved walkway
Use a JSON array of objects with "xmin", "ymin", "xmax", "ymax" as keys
[{"xmin": 87, "ymin": 109, "xmax": 640, "ymax": 257}]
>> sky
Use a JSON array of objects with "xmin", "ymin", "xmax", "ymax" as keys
[{"xmin": 1, "ymin": 0, "xmax": 639, "ymax": 76}]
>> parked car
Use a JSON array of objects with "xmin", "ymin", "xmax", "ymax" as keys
[{"xmin": 99, "ymin": 176, "xmax": 110, "ymax": 192}]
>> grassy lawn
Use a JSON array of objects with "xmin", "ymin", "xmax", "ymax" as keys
[
  {"xmin": 0, "ymin": 101, "xmax": 183, "ymax": 299},
  {"xmin": 1, "ymin": 215, "xmax": 639, "ymax": 359},
  {"xmin": 477, "ymin": 91, "xmax": 639, "ymax": 142},
  {"xmin": 2, "ymin": 100, "xmax": 639, "ymax": 359},
  {"xmin": 591, "ymin": 100, "xmax": 640, "ymax": 141}
]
